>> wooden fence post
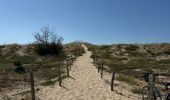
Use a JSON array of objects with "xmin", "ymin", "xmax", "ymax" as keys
[
  {"xmin": 101, "ymin": 61, "xmax": 104, "ymax": 79},
  {"xmin": 94, "ymin": 58, "xmax": 96, "ymax": 66},
  {"xmin": 58, "ymin": 63, "xmax": 62, "ymax": 86},
  {"xmin": 149, "ymin": 74, "xmax": 155, "ymax": 100},
  {"xmin": 95, "ymin": 59, "xmax": 98, "ymax": 67},
  {"xmin": 94, "ymin": 56, "xmax": 96, "ymax": 66},
  {"xmin": 98, "ymin": 62, "xmax": 100, "ymax": 73},
  {"xmin": 76, "ymin": 51, "xmax": 78, "ymax": 57},
  {"xmin": 29, "ymin": 70, "xmax": 35, "ymax": 100},
  {"xmin": 66, "ymin": 59, "xmax": 69, "ymax": 77},
  {"xmin": 111, "ymin": 67, "xmax": 115, "ymax": 91},
  {"xmin": 71, "ymin": 55, "xmax": 73, "ymax": 65}
]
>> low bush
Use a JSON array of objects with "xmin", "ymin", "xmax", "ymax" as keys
[
  {"xmin": 158, "ymin": 59, "xmax": 170, "ymax": 64},
  {"xmin": 35, "ymin": 43, "xmax": 63, "ymax": 56},
  {"xmin": 117, "ymin": 74, "xmax": 136, "ymax": 85},
  {"xmin": 131, "ymin": 87, "xmax": 143, "ymax": 94},
  {"xmin": 34, "ymin": 26, "xmax": 64, "ymax": 56},
  {"xmin": 125, "ymin": 45, "xmax": 139, "ymax": 51},
  {"xmin": 164, "ymin": 50, "xmax": 170, "ymax": 55},
  {"xmin": 14, "ymin": 61, "xmax": 26, "ymax": 73}
]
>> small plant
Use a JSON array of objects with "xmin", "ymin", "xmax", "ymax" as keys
[
  {"xmin": 164, "ymin": 50, "xmax": 170, "ymax": 55},
  {"xmin": 14, "ymin": 60, "xmax": 21, "ymax": 66},
  {"xmin": 131, "ymin": 87, "xmax": 143, "ymax": 94},
  {"xmin": 116, "ymin": 45, "xmax": 122, "ymax": 49},
  {"xmin": 117, "ymin": 74, "xmax": 135, "ymax": 85},
  {"xmin": 158, "ymin": 59, "xmax": 170, "ymax": 64},
  {"xmin": 100, "ymin": 45, "xmax": 110, "ymax": 50},
  {"xmin": 41, "ymin": 80, "xmax": 56, "ymax": 86},
  {"xmin": 14, "ymin": 60, "xmax": 25, "ymax": 73},
  {"xmin": 125, "ymin": 45, "xmax": 139, "ymax": 51}
]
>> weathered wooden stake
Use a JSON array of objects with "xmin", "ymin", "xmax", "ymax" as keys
[
  {"xmin": 94, "ymin": 57, "xmax": 96, "ymax": 66},
  {"xmin": 111, "ymin": 67, "xmax": 115, "ymax": 91},
  {"xmin": 76, "ymin": 51, "xmax": 78, "ymax": 57},
  {"xmin": 69, "ymin": 58, "xmax": 72, "ymax": 70},
  {"xmin": 95, "ymin": 59, "xmax": 98, "ymax": 67},
  {"xmin": 58, "ymin": 64, "xmax": 62, "ymax": 86},
  {"xmin": 101, "ymin": 62, "xmax": 104, "ymax": 78},
  {"xmin": 98, "ymin": 63, "xmax": 100, "ymax": 73},
  {"xmin": 71, "ymin": 56, "xmax": 73, "ymax": 65},
  {"xmin": 148, "ymin": 74, "xmax": 155, "ymax": 100},
  {"xmin": 29, "ymin": 70, "xmax": 35, "ymax": 100},
  {"xmin": 66, "ymin": 60, "xmax": 69, "ymax": 77}
]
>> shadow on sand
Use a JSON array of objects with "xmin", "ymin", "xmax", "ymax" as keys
[{"xmin": 69, "ymin": 76, "xmax": 76, "ymax": 80}]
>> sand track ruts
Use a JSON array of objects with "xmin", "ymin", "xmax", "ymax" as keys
[{"xmin": 37, "ymin": 45, "xmax": 138, "ymax": 100}]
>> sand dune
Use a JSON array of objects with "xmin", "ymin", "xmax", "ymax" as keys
[
  {"xmin": 0, "ymin": 45, "xmax": 140, "ymax": 100},
  {"xmin": 37, "ymin": 45, "xmax": 140, "ymax": 100}
]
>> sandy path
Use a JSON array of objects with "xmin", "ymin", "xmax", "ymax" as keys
[{"xmin": 37, "ymin": 45, "xmax": 138, "ymax": 100}]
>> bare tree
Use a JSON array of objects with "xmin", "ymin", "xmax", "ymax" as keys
[
  {"xmin": 33, "ymin": 26, "xmax": 63, "ymax": 56},
  {"xmin": 34, "ymin": 26, "xmax": 63, "ymax": 44}
]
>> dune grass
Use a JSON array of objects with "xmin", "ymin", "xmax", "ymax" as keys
[
  {"xmin": 0, "ymin": 42, "xmax": 85, "ymax": 89},
  {"xmin": 86, "ymin": 43, "xmax": 170, "ymax": 85}
]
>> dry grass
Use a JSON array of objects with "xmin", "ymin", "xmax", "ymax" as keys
[
  {"xmin": 86, "ymin": 43, "xmax": 170, "ymax": 84},
  {"xmin": 131, "ymin": 87, "xmax": 143, "ymax": 94},
  {"xmin": 0, "ymin": 42, "xmax": 85, "ymax": 90}
]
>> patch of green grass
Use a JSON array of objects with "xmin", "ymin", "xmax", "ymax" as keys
[
  {"xmin": 131, "ymin": 87, "xmax": 143, "ymax": 94},
  {"xmin": 87, "ymin": 43, "xmax": 170, "ymax": 89},
  {"xmin": 0, "ymin": 55, "xmax": 35, "ymax": 65},
  {"xmin": 37, "ymin": 68, "xmax": 64, "ymax": 80},
  {"xmin": 0, "ymin": 43, "xmax": 80, "ymax": 89},
  {"xmin": 99, "ymin": 45, "xmax": 110, "ymax": 50},
  {"xmin": 127, "ymin": 51, "xmax": 143, "ymax": 57},
  {"xmin": 117, "ymin": 74, "xmax": 136, "ymax": 85},
  {"xmin": 116, "ymin": 45, "xmax": 122, "ymax": 50},
  {"xmin": 125, "ymin": 45, "xmax": 139, "ymax": 51},
  {"xmin": 41, "ymin": 80, "xmax": 56, "ymax": 86},
  {"xmin": 158, "ymin": 59, "xmax": 170, "ymax": 64},
  {"xmin": 41, "ymin": 75, "xmax": 68, "ymax": 86}
]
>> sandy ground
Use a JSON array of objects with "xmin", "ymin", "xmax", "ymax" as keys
[
  {"xmin": 0, "ymin": 45, "xmax": 141, "ymax": 100},
  {"xmin": 37, "ymin": 45, "xmax": 140, "ymax": 100}
]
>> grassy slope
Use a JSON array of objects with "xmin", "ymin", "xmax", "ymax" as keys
[
  {"xmin": 86, "ymin": 43, "xmax": 170, "ymax": 94},
  {"xmin": 0, "ymin": 43, "xmax": 85, "ymax": 90}
]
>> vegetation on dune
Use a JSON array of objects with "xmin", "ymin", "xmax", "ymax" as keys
[
  {"xmin": 131, "ymin": 87, "xmax": 143, "ymax": 94},
  {"xmin": 0, "ymin": 27, "xmax": 85, "ymax": 90},
  {"xmin": 86, "ymin": 43, "xmax": 170, "ymax": 94},
  {"xmin": 117, "ymin": 74, "xmax": 137, "ymax": 85},
  {"xmin": 33, "ymin": 26, "xmax": 64, "ymax": 56},
  {"xmin": 125, "ymin": 45, "xmax": 139, "ymax": 51}
]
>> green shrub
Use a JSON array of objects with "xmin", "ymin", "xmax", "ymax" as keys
[
  {"xmin": 131, "ymin": 87, "xmax": 143, "ymax": 94},
  {"xmin": 0, "ymin": 45, "xmax": 5, "ymax": 49},
  {"xmin": 116, "ymin": 45, "xmax": 122, "ymax": 49},
  {"xmin": 125, "ymin": 45, "xmax": 139, "ymax": 51},
  {"xmin": 158, "ymin": 59, "xmax": 170, "ymax": 64},
  {"xmin": 117, "ymin": 74, "xmax": 136, "ymax": 85},
  {"xmin": 127, "ymin": 51, "xmax": 143, "ymax": 57},
  {"xmin": 14, "ymin": 60, "xmax": 26, "ymax": 73},
  {"xmin": 164, "ymin": 50, "xmax": 170, "ymax": 55},
  {"xmin": 35, "ymin": 43, "xmax": 63, "ymax": 56},
  {"xmin": 14, "ymin": 60, "xmax": 21, "ymax": 66},
  {"xmin": 34, "ymin": 26, "xmax": 63, "ymax": 56},
  {"xmin": 100, "ymin": 45, "xmax": 110, "ymax": 50}
]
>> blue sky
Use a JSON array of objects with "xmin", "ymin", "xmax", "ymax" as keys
[{"xmin": 0, "ymin": 0, "xmax": 170, "ymax": 44}]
